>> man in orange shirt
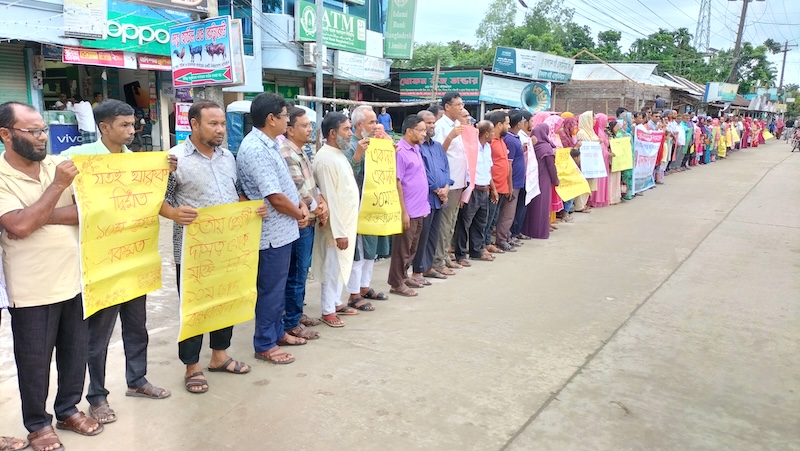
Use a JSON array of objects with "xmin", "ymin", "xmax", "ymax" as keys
[{"xmin": 483, "ymin": 111, "xmax": 513, "ymax": 254}]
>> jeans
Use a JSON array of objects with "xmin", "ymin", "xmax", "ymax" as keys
[
  {"xmin": 87, "ymin": 295, "xmax": 149, "ymax": 405},
  {"xmin": 175, "ymin": 264, "xmax": 234, "ymax": 365},
  {"xmin": 283, "ymin": 226, "xmax": 314, "ymax": 330},
  {"xmin": 455, "ymin": 190, "xmax": 489, "ymax": 260},
  {"xmin": 10, "ymin": 295, "xmax": 87, "ymax": 432},
  {"xmin": 483, "ymin": 197, "xmax": 501, "ymax": 246},
  {"xmin": 511, "ymin": 187, "xmax": 527, "ymax": 237},
  {"xmin": 563, "ymin": 199, "xmax": 575, "ymax": 213},
  {"xmin": 254, "ymin": 244, "xmax": 293, "ymax": 353}
]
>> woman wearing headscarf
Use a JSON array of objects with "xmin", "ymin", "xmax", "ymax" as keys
[
  {"xmin": 573, "ymin": 111, "xmax": 599, "ymax": 212},
  {"xmin": 742, "ymin": 117, "xmax": 751, "ymax": 148},
  {"xmin": 588, "ymin": 113, "xmax": 611, "ymax": 207},
  {"xmin": 544, "ymin": 115, "xmax": 564, "ymax": 225},
  {"xmin": 558, "ymin": 116, "xmax": 578, "ymax": 149},
  {"xmin": 616, "ymin": 114, "xmax": 634, "ymax": 200},
  {"xmin": 530, "ymin": 112, "xmax": 551, "ymax": 130},
  {"xmin": 521, "ymin": 123, "xmax": 559, "ymax": 239},
  {"xmin": 776, "ymin": 116, "xmax": 785, "ymax": 140},
  {"xmin": 758, "ymin": 119, "xmax": 767, "ymax": 145}
]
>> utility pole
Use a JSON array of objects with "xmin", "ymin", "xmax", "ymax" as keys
[
  {"xmin": 315, "ymin": 0, "xmax": 324, "ymax": 145},
  {"xmin": 778, "ymin": 40, "xmax": 798, "ymax": 91},
  {"xmin": 726, "ymin": 0, "xmax": 751, "ymax": 84}
]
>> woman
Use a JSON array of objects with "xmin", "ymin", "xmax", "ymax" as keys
[
  {"xmin": 588, "ymin": 113, "xmax": 611, "ymax": 207},
  {"xmin": 618, "ymin": 112, "xmax": 635, "ymax": 199},
  {"xmin": 693, "ymin": 118, "xmax": 703, "ymax": 166},
  {"xmin": 606, "ymin": 119, "xmax": 622, "ymax": 203},
  {"xmin": 776, "ymin": 116, "xmax": 785, "ymax": 140},
  {"xmin": 574, "ymin": 111, "xmax": 599, "ymax": 211},
  {"xmin": 558, "ymin": 116, "xmax": 578, "ymax": 148},
  {"xmin": 544, "ymin": 115, "xmax": 564, "ymax": 226},
  {"xmin": 758, "ymin": 119, "xmax": 767, "ymax": 145},
  {"xmin": 521, "ymin": 124, "xmax": 559, "ymax": 239}
]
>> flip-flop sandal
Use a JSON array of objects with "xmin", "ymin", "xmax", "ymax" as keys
[
  {"xmin": 184, "ymin": 371, "xmax": 209, "ymax": 394},
  {"xmin": 363, "ymin": 288, "xmax": 389, "ymax": 301},
  {"xmin": 335, "ymin": 306, "xmax": 360, "ymax": 316},
  {"xmin": 254, "ymin": 349, "xmax": 295, "ymax": 364},
  {"xmin": 436, "ymin": 267, "xmax": 456, "ymax": 276},
  {"xmin": 474, "ymin": 254, "xmax": 494, "ymax": 262},
  {"xmin": 348, "ymin": 297, "xmax": 375, "ymax": 311},
  {"xmin": 456, "ymin": 259, "xmax": 472, "ymax": 267},
  {"xmin": 423, "ymin": 270, "xmax": 448, "ymax": 279},
  {"xmin": 277, "ymin": 335, "xmax": 308, "ymax": 346},
  {"xmin": 320, "ymin": 314, "xmax": 345, "ymax": 328},
  {"xmin": 405, "ymin": 279, "xmax": 424, "ymax": 289},
  {"xmin": 208, "ymin": 357, "xmax": 251, "ymax": 374},
  {"xmin": 445, "ymin": 261, "xmax": 463, "ymax": 269},
  {"xmin": 412, "ymin": 277, "xmax": 432, "ymax": 286},
  {"xmin": 389, "ymin": 287, "xmax": 418, "ymax": 297}
]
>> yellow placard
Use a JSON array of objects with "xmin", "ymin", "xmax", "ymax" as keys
[
  {"xmin": 554, "ymin": 147, "xmax": 591, "ymax": 202},
  {"xmin": 731, "ymin": 127, "xmax": 741, "ymax": 144},
  {"xmin": 71, "ymin": 153, "xmax": 169, "ymax": 318},
  {"xmin": 357, "ymin": 138, "xmax": 402, "ymax": 236},
  {"xmin": 610, "ymin": 137, "xmax": 633, "ymax": 172},
  {"xmin": 763, "ymin": 130, "xmax": 774, "ymax": 140},
  {"xmin": 178, "ymin": 201, "xmax": 262, "ymax": 342}
]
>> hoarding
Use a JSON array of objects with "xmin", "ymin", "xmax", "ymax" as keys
[
  {"xmin": 399, "ymin": 70, "xmax": 482, "ymax": 104},
  {"xmin": 296, "ymin": 0, "xmax": 367, "ymax": 54},
  {"xmin": 169, "ymin": 17, "xmax": 234, "ymax": 88},
  {"xmin": 492, "ymin": 47, "xmax": 575, "ymax": 82},
  {"xmin": 703, "ymin": 82, "xmax": 739, "ymax": 103}
]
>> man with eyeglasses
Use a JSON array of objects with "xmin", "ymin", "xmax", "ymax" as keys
[
  {"xmin": 388, "ymin": 115, "xmax": 430, "ymax": 297},
  {"xmin": 0, "ymin": 101, "xmax": 103, "ymax": 451},
  {"xmin": 280, "ymin": 106, "xmax": 328, "ymax": 338},
  {"xmin": 237, "ymin": 93, "xmax": 310, "ymax": 365}
]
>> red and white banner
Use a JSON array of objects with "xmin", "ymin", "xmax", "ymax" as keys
[{"xmin": 632, "ymin": 129, "xmax": 664, "ymax": 193}]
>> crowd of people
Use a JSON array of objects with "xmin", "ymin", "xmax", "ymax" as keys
[{"xmin": 0, "ymin": 90, "xmax": 782, "ymax": 451}]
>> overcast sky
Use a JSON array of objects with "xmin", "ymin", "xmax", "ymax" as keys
[{"xmin": 414, "ymin": 0, "xmax": 800, "ymax": 87}]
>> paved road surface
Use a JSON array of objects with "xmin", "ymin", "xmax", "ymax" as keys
[{"xmin": 1, "ymin": 139, "xmax": 798, "ymax": 450}]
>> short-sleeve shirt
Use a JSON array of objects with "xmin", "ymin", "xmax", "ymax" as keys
[
  {"xmin": 0, "ymin": 154, "xmax": 80, "ymax": 307},
  {"xmin": 396, "ymin": 139, "xmax": 431, "ymax": 219},
  {"xmin": 434, "ymin": 115, "xmax": 468, "ymax": 189},
  {"xmin": 490, "ymin": 137, "xmax": 510, "ymax": 194},
  {"xmin": 475, "ymin": 142, "xmax": 493, "ymax": 186},
  {"xmin": 504, "ymin": 132, "xmax": 525, "ymax": 189},
  {"xmin": 236, "ymin": 128, "xmax": 299, "ymax": 249},
  {"xmin": 60, "ymin": 139, "xmax": 131, "ymax": 156},
  {"xmin": 377, "ymin": 113, "xmax": 392, "ymax": 131},
  {"xmin": 165, "ymin": 137, "xmax": 240, "ymax": 261}
]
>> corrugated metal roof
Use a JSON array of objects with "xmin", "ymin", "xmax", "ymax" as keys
[
  {"xmin": 571, "ymin": 64, "xmax": 685, "ymax": 89},
  {"xmin": 662, "ymin": 72, "xmax": 705, "ymax": 96}
]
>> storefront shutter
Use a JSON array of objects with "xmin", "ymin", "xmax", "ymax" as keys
[{"xmin": 0, "ymin": 43, "xmax": 29, "ymax": 151}]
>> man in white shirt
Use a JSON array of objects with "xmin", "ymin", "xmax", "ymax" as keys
[
  {"xmin": 432, "ymin": 92, "xmax": 469, "ymax": 274},
  {"xmin": 66, "ymin": 96, "xmax": 98, "ymax": 144}
]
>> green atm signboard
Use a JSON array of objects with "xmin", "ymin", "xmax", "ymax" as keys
[
  {"xmin": 399, "ymin": 70, "xmax": 482, "ymax": 104},
  {"xmin": 295, "ymin": 0, "xmax": 367, "ymax": 54}
]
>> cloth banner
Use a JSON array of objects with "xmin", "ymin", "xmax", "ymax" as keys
[
  {"xmin": 554, "ymin": 147, "xmax": 590, "ymax": 201},
  {"xmin": 524, "ymin": 146, "xmax": 541, "ymax": 206},
  {"xmin": 71, "ymin": 153, "xmax": 169, "ymax": 318},
  {"xmin": 178, "ymin": 201, "xmax": 262, "ymax": 342},
  {"xmin": 460, "ymin": 126, "xmax": 480, "ymax": 204},
  {"xmin": 578, "ymin": 141, "xmax": 607, "ymax": 179},
  {"xmin": 731, "ymin": 127, "xmax": 741, "ymax": 144},
  {"xmin": 632, "ymin": 129, "xmax": 664, "ymax": 194},
  {"xmin": 609, "ymin": 137, "xmax": 633, "ymax": 172},
  {"xmin": 763, "ymin": 130, "xmax": 774, "ymax": 140},
  {"xmin": 357, "ymin": 138, "xmax": 402, "ymax": 235}
]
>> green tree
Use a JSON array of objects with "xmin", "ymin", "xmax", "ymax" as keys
[
  {"xmin": 392, "ymin": 42, "xmax": 455, "ymax": 69},
  {"xmin": 476, "ymin": 0, "xmax": 519, "ymax": 47},
  {"xmin": 596, "ymin": 30, "xmax": 623, "ymax": 61}
]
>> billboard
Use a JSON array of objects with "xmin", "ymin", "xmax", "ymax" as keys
[
  {"xmin": 399, "ymin": 70, "xmax": 482, "ymax": 104},
  {"xmin": 295, "ymin": 0, "xmax": 367, "ymax": 54},
  {"xmin": 383, "ymin": 0, "xmax": 417, "ymax": 59},
  {"xmin": 169, "ymin": 17, "xmax": 234, "ymax": 87},
  {"xmin": 703, "ymin": 82, "xmax": 739, "ymax": 103},
  {"xmin": 479, "ymin": 74, "xmax": 552, "ymax": 112},
  {"xmin": 492, "ymin": 47, "xmax": 575, "ymax": 83}
]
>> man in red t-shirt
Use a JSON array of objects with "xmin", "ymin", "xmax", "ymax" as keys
[{"xmin": 483, "ymin": 111, "xmax": 513, "ymax": 254}]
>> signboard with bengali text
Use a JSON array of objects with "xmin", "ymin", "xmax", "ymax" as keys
[
  {"xmin": 399, "ymin": 70, "xmax": 481, "ymax": 104},
  {"xmin": 169, "ymin": 17, "xmax": 234, "ymax": 87}
]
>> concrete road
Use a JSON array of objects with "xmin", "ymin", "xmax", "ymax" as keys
[{"xmin": 1, "ymin": 139, "xmax": 798, "ymax": 450}]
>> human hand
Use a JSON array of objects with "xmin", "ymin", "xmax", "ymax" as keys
[
  {"xmin": 298, "ymin": 202, "xmax": 310, "ymax": 228},
  {"xmin": 168, "ymin": 155, "xmax": 178, "ymax": 173},
  {"xmin": 256, "ymin": 202, "xmax": 268, "ymax": 218},
  {"xmin": 336, "ymin": 237, "xmax": 348, "ymax": 250},
  {"xmin": 356, "ymin": 138, "xmax": 369, "ymax": 159},
  {"xmin": 449, "ymin": 125, "xmax": 464, "ymax": 140},
  {"xmin": 174, "ymin": 206, "xmax": 199, "ymax": 225},
  {"xmin": 54, "ymin": 160, "xmax": 79, "ymax": 189},
  {"xmin": 490, "ymin": 189, "xmax": 499, "ymax": 204},
  {"xmin": 314, "ymin": 199, "xmax": 328, "ymax": 221},
  {"xmin": 402, "ymin": 212, "xmax": 410, "ymax": 230}
]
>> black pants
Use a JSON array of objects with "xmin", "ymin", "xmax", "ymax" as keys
[
  {"xmin": 412, "ymin": 207, "xmax": 443, "ymax": 274},
  {"xmin": 10, "ymin": 294, "xmax": 87, "ymax": 432},
  {"xmin": 87, "ymin": 295, "xmax": 149, "ymax": 405},
  {"xmin": 511, "ymin": 187, "xmax": 527, "ymax": 237},
  {"xmin": 175, "ymin": 264, "xmax": 233, "ymax": 365},
  {"xmin": 455, "ymin": 189, "xmax": 489, "ymax": 260}
]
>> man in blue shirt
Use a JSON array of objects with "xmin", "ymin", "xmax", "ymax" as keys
[
  {"xmin": 377, "ymin": 106, "xmax": 392, "ymax": 133},
  {"xmin": 236, "ymin": 93, "xmax": 310, "ymax": 365},
  {"xmin": 498, "ymin": 110, "xmax": 526, "ymax": 251},
  {"xmin": 411, "ymin": 110, "xmax": 453, "ymax": 283}
]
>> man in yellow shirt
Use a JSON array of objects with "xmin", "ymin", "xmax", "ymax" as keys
[{"xmin": 0, "ymin": 101, "xmax": 103, "ymax": 451}]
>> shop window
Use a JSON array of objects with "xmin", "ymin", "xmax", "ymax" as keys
[
  {"xmin": 263, "ymin": 0, "xmax": 283, "ymax": 13},
  {"xmin": 219, "ymin": 0, "xmax": 255, "ymax": 55},
  {"xmin": 348, "ymin": 0, "xmax": 383, "ymax": 33}
]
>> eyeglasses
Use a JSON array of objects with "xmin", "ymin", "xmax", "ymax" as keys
[
  {"xmin": 271, "ymin": 112, "xmax": 288, "ymax": 120},
  {"xmin": 9, "ymin": 127, "xmax": 49, "ymax": 138}
]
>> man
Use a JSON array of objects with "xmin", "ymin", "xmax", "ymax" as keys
[
  {"xmin": 511, "ymin": 110, "xmax": 532, "ymax": 241},
  {"xmin": 615, "ymin": 107, "xmax": 627, "ymax": 123},
  {"xmin": 280, "ymin": 106, "xmax": 328, "ymax": 338},
  {"xmin": 164, "ymin": 100, "xmax": 265, "ymax": 394},
  {"xmin": 62, "ymin": 99, "xmax": 173, "ymax": 423},
  {"xmin": 654, "ymin": 95, "xmax": 666, "ymax": 109},
  {"xmin": 499, "ymin": 111, "xmax": 525, "ymax": 251},
  {"xmin": 377, "ymin": 106, "xmax": 392, "ymax": 133},
  {"xmin": 427, "ymin": 104, "xmax": 444, "ymax": 121},
  {"xmin": 53, "ymin": 93, "xmax": 68, "ymax": 111},
  {"xmin": 0, "ymin": 102, "xmax": 103, "ymax": 451},
  {"xmin": 237, "ymin": 93, "xmax": 309, "ymax": 364},
  {"xmin": 410, "ymin": 110, "xmax": 452, "ymax": 283},
  {"xmin": 344, "ymin": 105, "xmax": 390, "ymax": 308},
  {"xmin": 680, "ymin": 113, "xmax": 693, "ymax": 170},
  {"xmin": 455, "ymin": 120, "xmax": 497, "ymax": 265},
  {"xmin": 484, "ymin": 111, "xmax": 512, "ymax": 254},
  {"xmin": 388, "ymin": 115, "xmax": 430, "ymax": 297},
  {"xmin": 666, "ymin": 110, "xmax": 681, "ymax": 172},
  {"xmin": 66, "ymin": 95, "xmax": 97, "ymax": 144},
  {"xmin": 92, "ymin": 92, "xmax": 104, "ymax": 108},
  {"xmin": 432, "ymin": 92, "xmax": 469, "ymax": 273},
  {"xmin": 311, "ymin": 112, "xmax": 361, "ymax": 327}
]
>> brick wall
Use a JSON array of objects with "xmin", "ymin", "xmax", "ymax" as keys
[{"xmin": 553, "ymin": 81, "xmax": 673, "ymax": 116}]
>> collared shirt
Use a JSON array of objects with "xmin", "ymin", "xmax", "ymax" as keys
[
  {"xmin": 377, "ymin": 113, "xmax": 392, "ymax": 131},
  {"xmin": 60, "ymin": 138, "xmax": 131, "ymax": 156},
  {"xmin": 434, "ymin": 115, "xmax": 468, "ymax": 189},
  {"xmin": 345, "ymin": 135, "xmax": 366, "ymax": 194},
  {"xmin": 66, "ymin": 101, "xmax": 97, "ymax": 133},
  {"xmin": 419, "ymin": 138, "xmax": 453, "ymax": 210},
  {"xmin": 504, "ymin": 132, "xmax": 526, "ymax": 189},
  {"xmin": 165, "ymin": 137, "xmax": 240, "ymax": 261},
  {"xmin": 280, "ymin": 138, "xmax": 319, "ymax": 218},
  {"xmin": 236, "ymin": 128, "xmax": 299, "ymax": 249},
  {"xmin": 475, "ymin": 142, "xmax": 493, "ymax": 185},
  {"xmin": 396, "ymin": 139, "xmax": 431, "ymax": 219},
  {"xmin": 490, "ymin": 137, "xmax": 510, "ymax": 194},
  {"xmin": 0, "ymin": 154, "xmax": 80, "ymax": 308}
]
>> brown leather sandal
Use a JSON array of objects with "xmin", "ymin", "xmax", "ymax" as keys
[
  {"xmin": 27, "ymin": 426, "xmax": 62, "ymax": 451},
  {"xmin": 55, "ymin": 412, "xmax": 103, "ymax": 436},
  {"xmin": 0, "ymin": 436, "xmax": 29, "ymax": 451}
]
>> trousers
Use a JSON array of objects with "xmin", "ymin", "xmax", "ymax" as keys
[
  {"xmin": 284, "ymin": 226, "xmax": 315, "ymax": 330},
  {"xmin": 495, "ymin": 189, "xmax": 519, "ymax": 246},
  {"xmin": 433, "ymin": 188, "xmax": 463, "ymax": 269},
  {"xmin": 388, "ymin": 216, "xmax": 424, "ymax": 287},
  {"xmin": 412, "ymin": 207, "xmax": 443, "ymax": 274},
  {"xmin": 175, "ymin": 265, "xmax": 233, "ymax": 365},
  {"xmin": 455, "ymin": 190, "xmax": 489, "ymax": 260},
  {"xmin": 346, "ymin": 251, "xmax": 374, "ymax": 294},
  {"xmin": 319, "ymin": 245, "xmax": 344, "ymax": 315},
  {"xmin": 254, "ymin": 244, "xmax": 293, "ymax": 353}
]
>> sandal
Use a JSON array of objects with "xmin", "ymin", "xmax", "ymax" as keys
[
  {"xmin": 412, "ymin": 277, "xmax": 432, "ymax": 286},
  {"xmin": 485, "ymin": 244, "xmax": 504, "ymax": 254},
  {"xmin": 0, "ymin": 436, "xmax": 29, "ymax": 451},
  {"xmin": 435, "ymin": 267, "xmax": 456, "ymax": 276},
  {"xmin": 405, "ymin": 278, "xmax": 424, "ymax": 289},
  {"xmin": 88, "ymin": 401, "xmax": 117, "ymax": 424},
  {"xmin": 456, "ymin": 259, "xmax": 472, "ymax": 267},
  {"xmin": 445, "ymin": 261, "xmax": 463, "ymax": 269},
  {"xmin": 208, "ymin": 357, "xmax": 251, "ymax": 374},
  {"xmin": 473, "ymin": 253, "xmax": 494, "ymax": 262},
  {"xmin": 277, "ymin": 333, "xmax": 308, "ymax": 346},
  {"xmin": 362, "ymin": 288, "xmax": 389, "ymax": 301},
  {"xmin": 27, "ymin": 426, "xmax": 62, "ymax": 451},
  {"xmin": 389, "ymin": 285, "xmax": 418, "ymax": 297},
  {"xmin": 348, "ymin": 297, "xmax": 375, "ymax": 311},
  {"xmin": 423, "ymin": 270, "xmax": 448, "ymax": 279},
  {"xmin": 517, "ymin": 234, "xmax": 532, "ymax": 240},
  {"xmin": 55, "ymin": 412, "xmax": 103, "ymax": 436},
  {"xmin": 184, "ymin": 371, "xmax": 209, "ymax": 394},
  {"xmin": 254, "ymin": 347, "xmax": 295, "ymax": 364},
  {"xmin": 320, "ymin": 313, "xmax": 345, "ymax": 328},
  {"xmin": 300, "ymin": 314, "xmax": 321, "ymax": 327},
  {"xmin": 286, "ymin": 324, "xmax": 320, "ymax": 340},
  {"xmin": 335, "ymin": 306, "xmax": 360, "ymax": 316},
  {"xmin": 125, "ymin": 382, "xmax": 171, "ymax": 399}
]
